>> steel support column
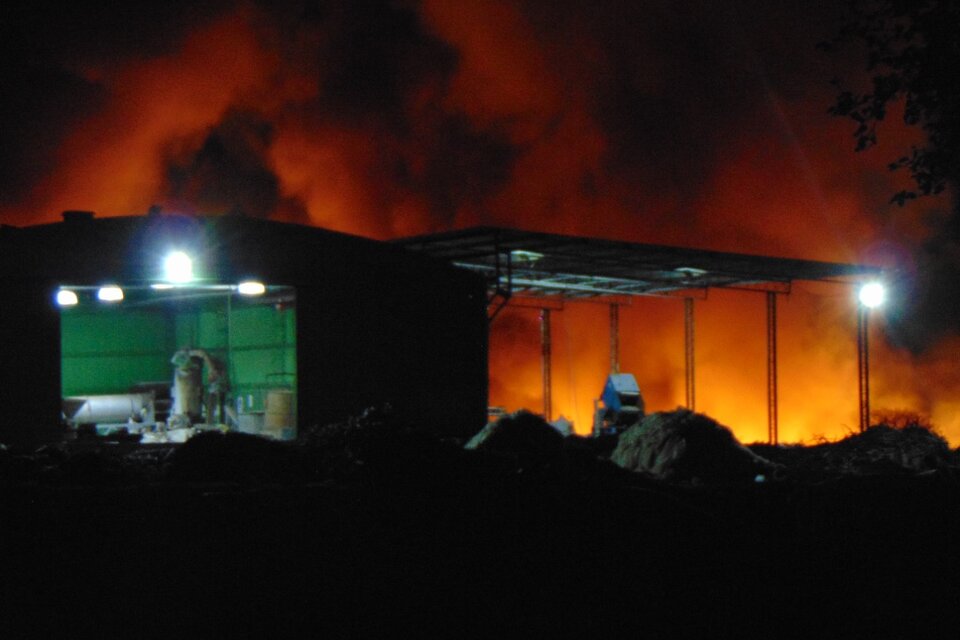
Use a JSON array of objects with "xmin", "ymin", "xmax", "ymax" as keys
[
  {"xmin": 541, "ymin": 308, "xmax": 552, "ymax": 421},
  {"xmin": 684, "ymin": 298, "xmax": 695, "ymax": 411},
  {"xmin": 767, "ymin": 292, "xmax": 779, "ymax": 444},
  {"xmin": 610, "ymin": 304, "xmax": 620, "ymax": 374},
  {"xmin": 487, "ymin": 240, "xmax": 512, "ymax": 321},
  {"xmin": 857, "ymin": 306, "xmax": 870, "ymax": 432}
]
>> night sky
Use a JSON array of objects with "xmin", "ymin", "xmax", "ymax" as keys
[{"xmin": 1, "ymin": 0, "xmax": 957, "ymax": 441}]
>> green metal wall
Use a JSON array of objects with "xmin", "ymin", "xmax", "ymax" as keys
[
  {"xmin": 61, "ymin": 295, "xmax": 296, "ymax": 415},
  {"xmin": 61, "ymin": 307, "xmax": 175, "ymax": 395}
]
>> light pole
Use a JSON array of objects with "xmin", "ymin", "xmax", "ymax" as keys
[{"xmin": 857, "ymin": 282, "xmax": 886, "ymax": 432}]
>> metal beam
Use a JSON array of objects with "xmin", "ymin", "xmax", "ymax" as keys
[
  {"xmin": 503, "ymin": 297, "xmax": 565, "ymax": 311},
  {"xmin": 684, "ymin": 298, "xmax": 695, "ymax": 411},
  {"xmin": 767, "ymin": 292, "xmax": 779, "ymax": 444},
  {"xmin": 455, "ymin": 263, "xmax": 724, "ymax": 298},
  {"xmin": 858, "ymin": 306, "xmax": 870, "ymax": 432},
  {"xmin": 610, "ymin": 304, "xmax": 620, "ymax": 374}
]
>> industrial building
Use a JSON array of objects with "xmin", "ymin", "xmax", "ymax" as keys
[
  {"xmin": 0, "ymin": 212, "xmax": 488, "ymax": 446},
  {"xmin": 0, "ymin": 212, "xmax": 882, "ymax": 447}
]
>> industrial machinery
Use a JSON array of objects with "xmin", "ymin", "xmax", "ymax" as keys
[
  {"xmin": 63, "ymin": 347, "xmax": 236, "ymax": 440},
  {"xmin": 62, "ymin": 392, "xmax": 156, "ymax": 435},
  {"xmin": 170, "ymin": 349, "xmax": 204, "ymax": 426},
  {"xmin": 592, "ymin": 373, "xmax": 645, "ymax": 437},
  {"xmin": 170, "ymin": 348, "xmax": 232, "ymax": 428}
]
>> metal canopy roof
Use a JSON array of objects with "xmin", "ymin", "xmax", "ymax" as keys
[{"xmin": 396, "ymin": 226, "xmax": 881, "ymax": 301}]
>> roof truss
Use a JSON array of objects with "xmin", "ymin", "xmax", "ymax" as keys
[{"xmin": 396, "ymin": 226, "xmax": 881, "ymax": 314}]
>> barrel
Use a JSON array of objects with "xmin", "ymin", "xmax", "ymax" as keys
[{"xmin": 264, "ymin": 389, "xmax": 294, "ymax": 430}]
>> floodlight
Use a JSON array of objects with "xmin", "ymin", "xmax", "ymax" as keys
[
  {"xmin": 510, "ymin": 249, "xmax": 544, "ymax": 263},
  {"xmin": 858, "ymin": 282, "xmax": 886, "ymax": 309},
  {"xmin": 237, "ymin": 281, "xmax": 266, "ymax": 296},
  {"xmin": 56, "ymin": 289, "xmax": 78, "ymax": 306},
  {"xmin": 97, "ymin": 286, "xmax": 124, "ymax": 302},
  {"xmin": 163, "ymin": 251, "xmax": 193, "ymax": 283}
]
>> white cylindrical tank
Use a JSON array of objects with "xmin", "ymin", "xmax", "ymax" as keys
[{"xmin": 63, "ymin": 393, "xmax": 155, "ymax": 426}]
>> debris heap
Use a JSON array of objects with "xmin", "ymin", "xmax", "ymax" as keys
[{"xmin": 611, "ymin": 408, "xmax": 776, "ymax": 483}]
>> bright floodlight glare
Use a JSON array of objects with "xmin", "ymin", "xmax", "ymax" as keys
[
  {"xmin": 859, "ymin": 282, "xmax": 886, "ymax": 309},
  {"xmin": 56, "ymin": 289, "xmax": 78, "ymax": 306},
  {"xmin": 163, "ymin": 251, "xmax": 193, "ymax": 283},
  {"xmin": 97, "ymin": 286, "xmax": 124, "ymax": 302},
  {"xmin": 237, "ymin": 281, "xmax": 266, "ymax": 296}
]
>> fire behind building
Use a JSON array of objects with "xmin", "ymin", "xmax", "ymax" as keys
[{"xmin": 0, "ymin": 211, "xmax": 488, "ymax": 446}]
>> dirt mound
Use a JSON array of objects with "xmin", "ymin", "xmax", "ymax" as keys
[
  {"xmin": 164, "ymin": 431, "xmax": 295, "ymax": 483},
  {"xmin": 611, "ymin": 409, "xmax": 775, "ymax": 483},
  {"xmin": 465, "ymin": 410, "xmax": 564, "ymax": 469},
  {"xmin": 753, "ymin": 424, "xmax": 955, "ymax": 479}
]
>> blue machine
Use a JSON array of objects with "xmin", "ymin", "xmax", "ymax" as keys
[{"xmin": 593, "ymin": 373, "xmax": 645, "ymax": 436}]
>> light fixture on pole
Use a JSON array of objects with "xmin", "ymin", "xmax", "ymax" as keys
[{"xmin": 857, "ymin": 281, "xmax": 886, "ymax": 432}]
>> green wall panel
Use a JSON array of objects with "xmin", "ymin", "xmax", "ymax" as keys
[
  {"xmin": 231, "ymin": 306, "xmax": 283, "ymax": 346},
  {"xmin": 61, "ymin": 309, "xmax": 173, "ymax": 353},
  {"xmin": 61, "ymin": 309, "xmax": 174, "ymax": 396}
]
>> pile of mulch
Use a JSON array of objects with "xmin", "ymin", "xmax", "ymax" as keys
[
  {"xmin": 610, "ymin": 408, "xmax": 777, "ymax": 483},
  {"xmin": 463, "ymin": 411, "xmax": 649, "ymax": 489},
  {"xmin": 300, "ymin": 405, "xmax": 484, "ymax": 488},
  {"xmin": 163, "ymin": 430, "xmax": 299, "ymax": 483},
  {"xmin": 0, "ymin": 441, "xmax": 174, "ymax": 485},
  {"xmin": 750, "ymin": 423, "xmax": 957, "ymax": 481},
  {"xmin": 464, "ymin": 409, "xmax": 565, "ymax": 469},
  {"xmin": 0, "ymin": 406, "xmax": 473, "ymax": 487},
  {"xmin": 2, "ymin": 411, "xmax": 960, "ymax": 638},
  {"xmin": 2, "ymin": 409, "xmax": 957, "ymax": 489}
]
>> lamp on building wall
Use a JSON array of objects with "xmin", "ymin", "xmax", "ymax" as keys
[
  {"xmin": 237, "ymin": 281, "xmax": 266, "ymax": 296},
  {"xmin": 56, "ymin": 289, "xmax": 78, "ymax": 306},
  {"xmin": 97, "ymin": 286, "xmax": 124, "ymax": 302}
]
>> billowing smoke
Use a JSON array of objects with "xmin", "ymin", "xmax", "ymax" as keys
[
  {"xmin": 162, "ymin": 108, "xmax": 292, "ymax": 219},
  {"xmin": 0, "ymin": 0, "xmax": 956, "ymax": 441}
]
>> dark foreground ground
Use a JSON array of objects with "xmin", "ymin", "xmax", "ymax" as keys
[{"xmin": 1, "ymin": 414, "xmax": 959, "ymax": 639}]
